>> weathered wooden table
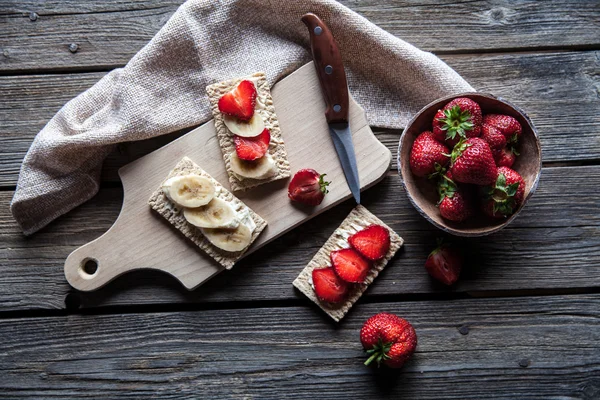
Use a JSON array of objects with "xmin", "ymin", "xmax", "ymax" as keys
[{"xmin": 1, "ymin": 1, "xmax": 599, "ymax": 398}]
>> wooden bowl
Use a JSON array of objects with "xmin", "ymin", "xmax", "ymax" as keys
[{"xmin": 398, "ymin": 93, "xmax": 542, "ymax": 236}]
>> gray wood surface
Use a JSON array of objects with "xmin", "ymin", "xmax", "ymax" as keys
[
  {"xmin": 1, "ymin": 167, "xmax": 598, "ymax": 311},
  {"xmin": 1, "ymin": 1, "xmax": 599, "ymax": 397},
  {"xmin": 1, "ymin": 0, "xmax": 599, "ymax": 73},
  {"xmin": 0, "ymin": 295, "xmax": 598, "ymax": 399},
  {"xmin": 1, "ymin": 51, "xmax": 599, "ymax": 187}
]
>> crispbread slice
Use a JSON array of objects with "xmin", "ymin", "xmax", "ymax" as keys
[
  {"xmin": 293, "ymin": 205, "xmax": 403, "ymax": 322},
  {"xmin": 206, "ymin": 72, "xmax": 290, "ymax": 192},
  {"xmin": 148, "ymin": 157, "xmax": 267, "ymax": 270}
]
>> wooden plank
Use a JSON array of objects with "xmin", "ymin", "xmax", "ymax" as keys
[
  {"xmin": 0, "ymin": 72, "xmax": 107, "ymax": 187},
  {"xmin": 1, "ymin": 51, "xmax": 599, "ymax": 187},
  {"xmin": 0, "ymin": 166, "xmax": 598, "ymax": 311},
  {"xmin": 1, "ymin": 0, "xmax": 599, "ymax": 73},
  {"xmin": 0, "ymin": 4, "xmax": 178, "ymax": 73},
  {"xmin": 0, "ymin": 295, "xmax": 598, "ymax": 398},
  {"xmin": 1, "ymin": 0, "xmax": 183, "ymax": 15}
]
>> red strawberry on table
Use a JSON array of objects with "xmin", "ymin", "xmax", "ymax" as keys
[
  {"xmin": 483, "ymin": 114, "xmax": 522, "ymax": 145},
  {"xmin": 449, "ymin": 137, "xmax": 498, "ymax": 185},
  {"xmin": 481, "ymin": 166, "xmax": 525, "ymax": 218},
  {"xmin": 331, "ymin": 248, "xmax": 371, "ymax": 283},
  {"xmin": 312, "ymin": 267, "xmax": 349, "ymax": 303},
  {"xmin": 437, "ymin": 174, "xmax": 472, "ymax": 222},
  {"xmin": 288, "ymin": 169, "xmax": 330, "ymax": 206},
  {"xmin": 349, "ymin": 225, "xmax": 391, "ymax": 261},
  {"xmin": 360, "ymin": 312, "xmax": 417, "ymax": 368},
  {"xmin": 218, "ymin": 80, "xmax": 257, "ymax": 121},
  {"xmin": 495, "ymin": 147, "xmax": 517, "ymax": 167},
  {"xmin": 424, "ymin": 240, "xmax": 462, "ymax": 285},
  {"xmin": 432, "ymin": 97, "xmax": 482, "ymax": 146},
  {"xmin": 409, "ymin": 131, "xmax": 450, "ymax": 178},
  {"xmin": 233, "ymin": 128, "xmax": 270, "ymax": 161}
]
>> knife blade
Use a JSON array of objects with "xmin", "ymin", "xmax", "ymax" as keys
[{"xmin": 301, "ymin": 13, "xmax": 361, "ymax": 204}]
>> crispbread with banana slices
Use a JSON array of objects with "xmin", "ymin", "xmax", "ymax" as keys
[
  {"xmin": 206, "ymin": 72, "xmax": 290, "ymax": 192},
  {"xmin": 148, "ymin": 157, "xmax": 267, "ymax": 269},
  {"xmin": 293, "ymin": 205, "xmax": 404, "ymax": 322}
]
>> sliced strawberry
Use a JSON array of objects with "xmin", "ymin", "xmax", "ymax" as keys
[
  {"xmin": 349, "ymin": 225, "xmax": 391, "ymax": 261},
  {"xmin": 217, "ymin": 80, "xmax": 257, "ymax": 121},
  {"xmin": 312, "ymin": 267, "xmax": 349, "ymax": 303},
  {"xmin": 288, "ymin": 169, "xmax": 330, "ymax": 206},
  {"xmin": 424, "ymin": 240, "xmax": 462, "ymax": 285},
  {"xmin": 331, "ymin": 248, "xmax": 371, "ymax": 283},
  {"xmin": 233, "ymin": 128, "xmax": 270, "ymax": 161}
]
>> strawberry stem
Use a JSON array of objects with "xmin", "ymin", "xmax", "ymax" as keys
[
  {"xmin": 437, "ymin": 174, "xmax": 457, "ymax": 204},
  {"xmin": 364, "ymin": 352, "xmax": 380, "ymax": 366},
  {"xmin": 319, "ymin": 174, "xmax": 331, "ymax": 195},
  {"xmin": 364, "ymin": 339, "xmax": 392, "ymax": 367},
  {"xmin": 427, "ymin": 162, "xmax": 446, "ymax": 180}
]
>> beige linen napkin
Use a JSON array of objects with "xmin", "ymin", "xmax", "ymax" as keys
[{"xmin": 11, "ymin": 0, "xmax": 473, "ymax": 235}]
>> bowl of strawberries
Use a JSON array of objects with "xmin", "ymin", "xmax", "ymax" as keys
[{"xmin": 398, "ymin": 93, "xmax": 542, "ymax": 236}]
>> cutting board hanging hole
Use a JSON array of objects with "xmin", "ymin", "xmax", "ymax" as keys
[{"xmin": 79, "ymin": 258, "xmax": 99, "ymax": 280}]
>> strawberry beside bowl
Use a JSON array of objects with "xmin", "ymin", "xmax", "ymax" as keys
[{"xmin": 398, "ymin": 93, "xmax": 542, "ymax": 237}]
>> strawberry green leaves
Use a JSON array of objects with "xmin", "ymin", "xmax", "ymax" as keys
[
  {"xmin": 437, "ymin": 105, "xmax": 474, "ymax": 141},
  {"xmin": 484, "ymin": 172, "xmax": 521, "ymax": 215},
  {"xmin": 437, "ymin": 174, "xmax": 457, "ymax": 204},
  {"xmin": 364, "ymin": 339, "xmax": 393, "ymax": 367},
  {"xmin": 427, "ymin": 162, "xmax": 447, "ymax": 180},
  {"xmin": 448, "ymin": 138, "xmax": 472, "ymax": 165},
  {"xmin": 318, "ymin": 173, "xmax": 331, "ymax": 195}
]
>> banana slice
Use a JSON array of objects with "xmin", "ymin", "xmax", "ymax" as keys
[
  {"xmin": 230, "ymin": 153, "xmax": 277, "ymax": 180},
  {"xmin": 223, "ymin": 113, "xmax": 265, "ymax": 137},
  {"xmin": 202, "ymin": 223, "xmax": 252, "ymax": 253},
  {"xmin": 162, "ymin": 175, "xmax": 215, "ymax": 208},
  {"xmin": 183, "ymin": 198, "xmax": 239, "ymax": 229}
]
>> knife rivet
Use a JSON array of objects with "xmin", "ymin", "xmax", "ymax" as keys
[
  {"xmin": 333, "ymin": 104, "xmax": 341, "ymax": 112},
  {"xmin": 325, "ymin": 65, "xmax": 333, "ymax": 75},
  {"xmin": 314, "ymin": 26, "xmax": 322, "ymax": 35}
]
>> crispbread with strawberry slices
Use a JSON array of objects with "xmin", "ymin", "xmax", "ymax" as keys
[
  {"xmin": 206, "ymin": 72, "xmax": 290, "ymax": 191},
  {"xmin": 293, "ymin": 205, "xmax": 404, "ymax": 322},
  {"xmin": 148, "ymin": 157, "xmax": 267, "ymax": 269}
]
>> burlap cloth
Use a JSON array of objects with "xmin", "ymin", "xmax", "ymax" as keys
[{"xmin": 11, "ymin": 0, "xmax": 473, "ymax": 235}]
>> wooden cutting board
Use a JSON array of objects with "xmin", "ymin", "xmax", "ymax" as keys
[{"xmin": 64, "ymin": 62, "xmax": 392, "ymax": 291}]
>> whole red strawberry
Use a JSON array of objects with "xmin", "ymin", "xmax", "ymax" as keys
[
  {"xmin": 360, "ymin": 312, "xmax": 417, "ymax": 368},
  {"xmin": 288, "ymin": 169, "xmax": 330, "ymax": 206},
  {"xmin": 449, "ymin": 138, "xmax": 498, "ymax": 185},
  {"xmin": 495, "ymin": 147, "xmax": 517, "ymax": 167},
  {"xmin": 424, "ymin": 240, "xmax": 462, "ymax": 285},
  {"xmin": 481, "ymin": 166, "xmax": 525, "ymax": 218},
  {"xmin": 483, "ymin": 114, "xmax": 522, "ymax": 145},
  {"xmin": 409, "ymin": 131, "xmax": 450, "ymax": 178},
  {"xmin": 437, "ymin": 175, "xmax": 472, "ymax": 222},
  {"xmin": 480, "ymin": 123, "xmax": 507, "ymax": 156},
  {"xmin": 432, "ymin": 97, "xmax": 482, "ymax": 146}
]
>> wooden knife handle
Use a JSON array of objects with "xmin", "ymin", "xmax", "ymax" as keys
[{"xmin": 302, "ymin": 13, "xmax": 349, "ymax": 124}]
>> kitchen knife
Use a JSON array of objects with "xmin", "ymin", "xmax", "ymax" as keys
[{"xmin": 301, "ymin": 13, "xmax": 361, "ymax": 204}]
